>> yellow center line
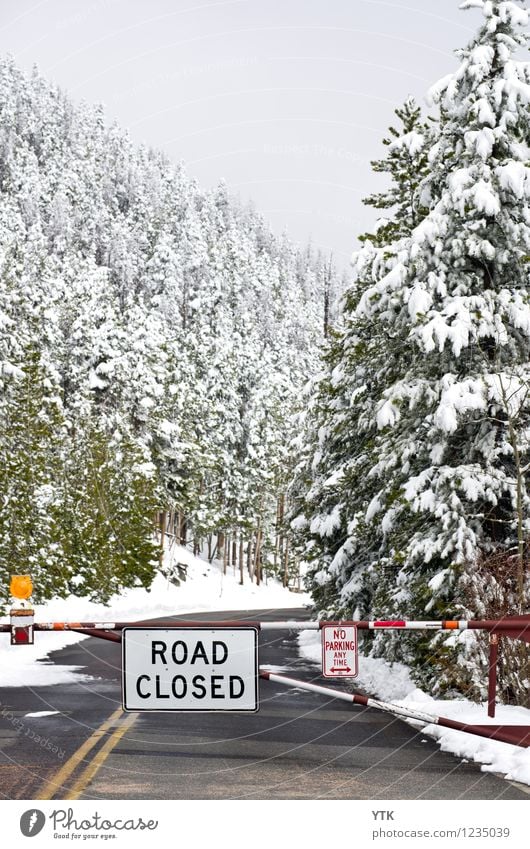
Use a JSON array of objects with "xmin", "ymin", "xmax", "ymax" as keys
[
  {"xmin": 65, "ymin": 711, "xmax": 138, "ymax": 800},
  {"xmin": 35, "ymin": 706, "xmax": 125, "ymax": 800}
]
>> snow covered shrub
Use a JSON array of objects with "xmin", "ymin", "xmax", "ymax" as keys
[{"xmin": 461, "ymin": 550, "xmax": 530, "ymax": 706}]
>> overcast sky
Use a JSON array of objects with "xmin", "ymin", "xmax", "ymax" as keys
[{"xmin": 0, "ymin": 0, "xmax": 478, "ymax": 272}]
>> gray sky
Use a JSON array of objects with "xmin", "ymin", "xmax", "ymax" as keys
[{"xmin": 0, "ymin": 0, "xmax": 477, "ymax": 272}]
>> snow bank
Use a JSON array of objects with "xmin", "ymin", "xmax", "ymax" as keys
[
  {"xmin": 0, "ymin": 632, "xmax": 94, "ymax": 688},
  {"xmin": 0, "ymin": 545, "xmax": 310, "ymax": 687},
  {"xmin": 298, "ymin": 630, "xmax": 530, "ymax": 787}
]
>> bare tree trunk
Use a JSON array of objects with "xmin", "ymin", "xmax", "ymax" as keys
[
  {"xmin": 247, "ymin": 540, "xmax": 253, "ymax": 582},
  {"xmin": 283, "ymin": 537, "xmax": 290, "ymax": 588},
  {"xmin": 158, "ymin": 511, "xmax": 166, "ymax": 568},
  {"xmin": 274, "ymin": 494, "xmax": 285, "ymax": 573},
  {"xmin": 209, "ymin": 539, "xmax": 219, "ymax": 564},
  {"xmin": 232, "ymin": 535, "xmax": 237, "ymax": 575},
  {"xmin": 223, "ymin": 535, "xmax": 229, "ymax": 576},
  {"xmin": 208, "ymin": 534, "xmax": 212, "ymax": 561},
  {"xmin": 239, "ymin": 536, "xmax": 244, "ymax": 585},
  {"xmin": 217, "ymin": 532, "xmax": 225, "ymax": 567},
  {"xmin": 254, "ymin": 521, "xmax": 262, "ymax": 586}
]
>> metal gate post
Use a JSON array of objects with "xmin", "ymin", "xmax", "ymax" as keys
[{"xmin": 487, "ymin": 633, "xmax": 498, "ymax": 718}]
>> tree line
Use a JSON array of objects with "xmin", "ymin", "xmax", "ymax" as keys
[{"xmin": 0, "ymin": 56, "xmax": 342, "ymax": 608}]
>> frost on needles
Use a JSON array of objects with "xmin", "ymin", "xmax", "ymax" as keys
[{"xmin": 295, "ymin": 0, "xmax": 530, "ymax": 696}]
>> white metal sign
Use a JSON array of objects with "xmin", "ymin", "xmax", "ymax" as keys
[
  {"xmin": 321, "ymin": 625, "xmax": 358, "ymax": 678},
  {"xmin": 122, "ymin": 627, "xmax": 259, "ymax": 712}
]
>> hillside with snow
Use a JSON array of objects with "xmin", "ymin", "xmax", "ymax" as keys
[
  {"xmin": 0, "ymin": 543, "xmax": 310, "ymax": 688},
  {"xmin": 0, "ymin": 55, "xmax": 341, "ymax": 614}
]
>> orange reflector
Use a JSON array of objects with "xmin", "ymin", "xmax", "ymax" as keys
[
  {"xmin": 10, "ymin": 575, "xmax": 33, "ymax": 600},
  {"xmin": 444, "ymin": 620, "xmax": 459, "ymax": 629}
]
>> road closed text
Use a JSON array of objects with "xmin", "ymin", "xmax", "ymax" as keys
[
  {"xmin": 122, "ymin": 628, "xmax": 258, "ymax": 711},
  {"xmin": 136, "ymin": 639, "xmax": 245, "ymax": 700}
]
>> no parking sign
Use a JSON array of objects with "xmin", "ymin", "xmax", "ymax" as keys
[{"xmin": 321, "ymin": 625, "xmax": 358, "ymax": 678}]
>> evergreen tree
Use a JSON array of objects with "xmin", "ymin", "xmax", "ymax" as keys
[
  {"xmin": 0, "ymin": 347, "xmax": 69, "ymax": 602},
  {"xmin": 361, "ymin": 96, "xmax": 430, "ymax": 244},
  {"xmin": 300, "ymin": 0, "xmax": 530, "ymax": 691},
  {"xmin": 59, "ymin": 421, "xmax": 159, "ymax": 601},
  {"xmin": 294, "ymin": 98, "xmax": 431, "ymax": 617}
]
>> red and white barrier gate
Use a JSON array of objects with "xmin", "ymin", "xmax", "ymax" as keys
[
  {"xmin": 259, "ymin": 670, "xmax": 530, "ymax": 749},
  {"xmin": 2, "ymin": 579, "xmax": 529, "ymax": 749}
]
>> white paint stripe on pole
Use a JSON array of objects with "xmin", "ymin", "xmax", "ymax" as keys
[
  {"xmin": 262, "ymin": 670, "xmax": 440, "ymax": 726},
  {"xmin": 369, "ymin": 621, "xmax": 442, "ymax": 629},
  {"xmin": 366, "ymin": 697, "xmax": 439, "ymax": 725},
  {"xmin": 263, "ymin": 671, "xmax": 358, "ymax": 703},
  {"xmin": 260, "ymin": 621, "xmax": 320, "ymax": 631}
]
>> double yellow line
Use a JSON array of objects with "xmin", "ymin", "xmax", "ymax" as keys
[{"xmin": 36, "ymin": 707, "xmax": 137, "ymax": 800}]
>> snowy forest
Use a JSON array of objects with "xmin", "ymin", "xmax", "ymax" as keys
[
  {"xmin": 0, "ymin": 0, "xmax": 529, "ymax": 701},
  {"xmin": 0, "ymin": 55, "xmax": 342, "ymax": 606}
]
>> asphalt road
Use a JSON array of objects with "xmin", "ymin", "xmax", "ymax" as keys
[{"xmin": 0, "ymin": 608, "xmax": 528, "ymax": 800}]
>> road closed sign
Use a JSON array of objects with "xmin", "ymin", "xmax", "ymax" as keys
[
  {"xmin": 122, "ymin": 627, "xmax": 258, "ymax": 712},
  {"xmin": 321, "ymin": 625, "xmax": 358, "ymax": 678}
]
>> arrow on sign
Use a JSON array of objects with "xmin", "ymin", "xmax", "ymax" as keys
[{"xmin": 322, "ymin": 625, "xmax": 358, "ymax": 678}]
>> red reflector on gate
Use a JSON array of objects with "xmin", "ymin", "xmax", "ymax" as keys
[
  {"xmin": 13, "ymin": 627, "xmax": 31, "ymax": 644},
  {"xmin": 373, "ymin": 620, "xmax": 406, "ymax": 627}
]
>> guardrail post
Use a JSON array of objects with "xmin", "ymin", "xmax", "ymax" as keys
[{"xmin": 487, "ymin": 633, "xmax": 498, "ymax": 718}]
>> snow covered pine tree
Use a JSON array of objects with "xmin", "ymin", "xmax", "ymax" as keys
[
  {"xmin": 0, "ymin": 56, "xmax": 336, "ymax": 608},
  {"xmin": 293, "ymin": 97, "xmax": 431, "ymax": 619},
  {"xmin": 292, "ymin": 98, "xmax": 428, "ymax": 617},
  {"xmin": 299, "ymin": 0, "xmax": 530, "ymax": 695}
]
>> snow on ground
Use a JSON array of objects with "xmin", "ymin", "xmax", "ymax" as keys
[
  {"xmin": 298, "ymin": 630, "xmax": 530, "ymax": 787},
  {"xmin": 0, "ymin": 543, "xmax": 310, "ymax": 687}
]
